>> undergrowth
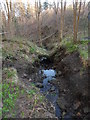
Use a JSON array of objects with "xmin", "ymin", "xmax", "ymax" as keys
[
  {"xmin": 61, "ymin": 38, "xmax": 88, "ymax": 60},
  {"xmin": 2, "ymin": 68, "xmax": 45, "ymax": 118}
]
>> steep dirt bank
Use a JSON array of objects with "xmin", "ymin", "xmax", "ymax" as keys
[
  {"xmin": 52, "ymin": 47, "xmax": 88, "ymax": 97},
  {"xmin": 49, "ymin": 46, "xmax": 89, "ymax": 119}
]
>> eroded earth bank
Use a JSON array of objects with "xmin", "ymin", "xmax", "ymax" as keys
[
  {"xmin": 33, "ymin": 47, "xmax": 89, "ymax": 119},
  {"xmin": 2, "ymin": 41, "xmax": 89, "ymax": 119}
]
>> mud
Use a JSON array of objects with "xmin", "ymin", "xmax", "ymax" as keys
[
  {"xmin": 50, "ymin": 47, "xmax": 89, "ymax": 119},
  {"xmin": 33, "ymin": 47, "xmax": 89, "ymax": 119}
]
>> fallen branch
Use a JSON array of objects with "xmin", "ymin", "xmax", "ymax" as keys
[{"xmin": 36, "ymin": 32, "xmax": 56, "ymax": 43}]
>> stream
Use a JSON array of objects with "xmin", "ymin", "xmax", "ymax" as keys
[
  {"xmin": 39, "ymin": 69, "xmax": 61, "ymax": 118},
  {"xmin": 37, "ymin": 56, "xmax": 62, "ymax": 118},
  {"xmin": 35, "ymin": 56, "xmax": 72, "ymax": 119}
]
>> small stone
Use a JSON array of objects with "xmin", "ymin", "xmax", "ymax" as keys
[
  {"xmin": 32, "ymin": 54, "xmax": 36, "ymax": 58},
  {"xmin": 35, "ymin": 83, "xmax": 43, "ymax": 88},
  {"xmin": 62, "ymin": 111, "xmax": 66, "ymax": 116},
  {"xmin": 57, "ymin": 97, "xmax": 68, "ymax": 109},
  {"xmin": 73, "ymin": 101, "xmax": 81, "ymax": 110},
  {"xmin": 50, "ymin": 86, "xmax": 55, "ymax": 92},
  {"xmin": 50, "ymin": 107, "xmax": 54, "ymax": 113},
  {"xmin": 61, "ymin": 59, "xmax": 63, "ymax": 61},
  {"xmin": 29, "ymin": 78, "xmax": 32, "ymax": 82},
  {"xmin": 76, "ymin": 112, "xmax": 81, "ymax": 117},
  {"xmin": 58, "ymin": 71, "xmax": 62, "ymax": 76},
  {"xmin": 83, "ymin": 107, "xmax": 89, "ymax": 113},
  {"xmin": 52, "ymin": 78, "xmax": 56, "ymax": 80},
  {"xmin": 74, "ymin": 68, "xmax": 77, "ymax": 72},
  {"xmin": 23, "ymin": 73, "xmax": 27, "ymax": 77},
  {"xmin": 48, "ymin": 79, "xmax": 56, "ymax": 85},
  {"xmin": 63, "ymin": 89, "xmax": 67, "ymax": 93}
]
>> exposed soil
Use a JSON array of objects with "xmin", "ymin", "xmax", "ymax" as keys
[
  {"xmin": 49, "ymin": 47, "xmax": 89, "ymax": 119},
  {"xmin": 2, "ymin": 46, "xmax": 89, "ymax": 119},
  {"xmin": 2, "ymin": 55, "xmax": 56, "ymax": 118}
]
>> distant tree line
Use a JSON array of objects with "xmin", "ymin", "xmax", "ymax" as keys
[{"xmin": 1, "ymin": 0, "xmax": 88, "ymax": 46}]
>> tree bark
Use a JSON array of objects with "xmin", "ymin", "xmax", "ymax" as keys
[
  {"xmin": 60, "ymin": 0, "xmax": 66, "ymax": 42},
  {"xmin": 88, "ymin": 2, "xmax": 90, "ymax": 39},
  {"xmin": 73, "ymin": 0, "xmax": 82, "ymax": 43}
]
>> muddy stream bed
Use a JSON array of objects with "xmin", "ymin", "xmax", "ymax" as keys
[
  {"xmin": 34, "ymin": 56, "xmax": 73, "ymax": 119},
  {"xmin": 3, "ymin": 45, "xmax": 89, "ymax": 119},
  {"xmin": 31, "ymin": 51, "xmax": 89, "ymax": 120},
  {"xmin": 39, "ymin": 68, "xmax": 61, "ymax": 118}
]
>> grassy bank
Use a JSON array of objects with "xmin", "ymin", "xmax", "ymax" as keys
[{"xmin": 61, "ymin": 38, "xmax": 88, "ymax": 66}]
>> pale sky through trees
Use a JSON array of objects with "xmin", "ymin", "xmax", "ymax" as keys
[
  {"xmin": 0, "ymin": 0, "xmax": 90, "ymax": 5},
  {"xmin": 22, "ymin": 0, "xmax": 89, "ymax": 5}
]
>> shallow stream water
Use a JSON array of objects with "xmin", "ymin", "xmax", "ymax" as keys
[
  {"xmin": 39, "ymin": 69, "xmax": 61, "ymax": 118},
  {"xmin": 36, "ymin": 56, "xmax": 73, "ymax": 119}
]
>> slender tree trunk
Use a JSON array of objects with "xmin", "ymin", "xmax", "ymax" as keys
[
  {"xmin": 73, "ymin": 0, "xmax": 82, "ymax": 43},
  {"xmin": 76, "ymin": 1, "xmax": 82, "ymax": 41},
  {"xmin": 60, "ymin": 0, "xmax": 63, "ymax": 41},
  {"xmin": 56, "ymin": 12, "xmax": 59, "ymax": 39},
  {"xmin": 73, "ymin": 1, "xmax": 77, "ymax": 43},
  {"xmin": 63, "ymin": 1, "xmax": 66, "ymax": 37},
  {"xmin": 60, "ymin": 0, "xmax": 66, "ymax": 42},
  {"xmin": 83, "ymin": 1, "xmax": 86, "ymax": 35},
  {"xmin": 6, "ymin": 0, "xmax": 10, "ymax": 32},
  {"xmin": 35, "ymin": 0, "xmax": 42, "ymax": 46},
  {"xmin": 38, "ymin": 14, "xmax": 42, "ymax": 46},
  {"xmin": 88, "ymin": 2, "xmax": 90, "ymax": 39},
  {"xmin": 88, "ymin": 13, "xmax": 90, "ymax": 39}
]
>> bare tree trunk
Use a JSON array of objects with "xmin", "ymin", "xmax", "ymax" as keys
[
  {"xmin": 88, "ymin": 13, "xmax": 90, "ymax": 39},
  {"xmin": 60, "ymin": 0, "xmax": 66, "ymax": 41},
  {"xmin": 10, "ymin": 0, "xmax": 13, "ymax": 37},
  {"xmin": 73, "ymin": 1, "xmax": 77, "ymax": 43},
  {"xmin": 53, "ymin": 1, "xmax": 59, "ymax": 42},
  {"xmin": 76, "ymin": 0, "xmax": 82, "ymax": 40},
  {"xmin": 6, "ymin": 0, "xmax": 10, "ymax": 33},
  {"xmin": 73, "ymin": 0, "xmax": 82, "ymax": 43},
  {"xmin": 63, "ymin": 0, "xmax": 66, "ymax": 37},
  {"xmin": 35, "ymin": 0, "xmax": 42, "ymax": 46},
  {"xmin": 37, "ymin": 14, "xmax": 42, "ymax": 46},
  {"xmin": 82, "ymin": 0, "xmax": 86, "ymax": 35},
  {"xmin": 88, "ymin": 2, "xmax": 90, "ymax": 39},
  {"xmin": 60, "ymin": 0, "xmax": 63, "ymax": 41}
]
